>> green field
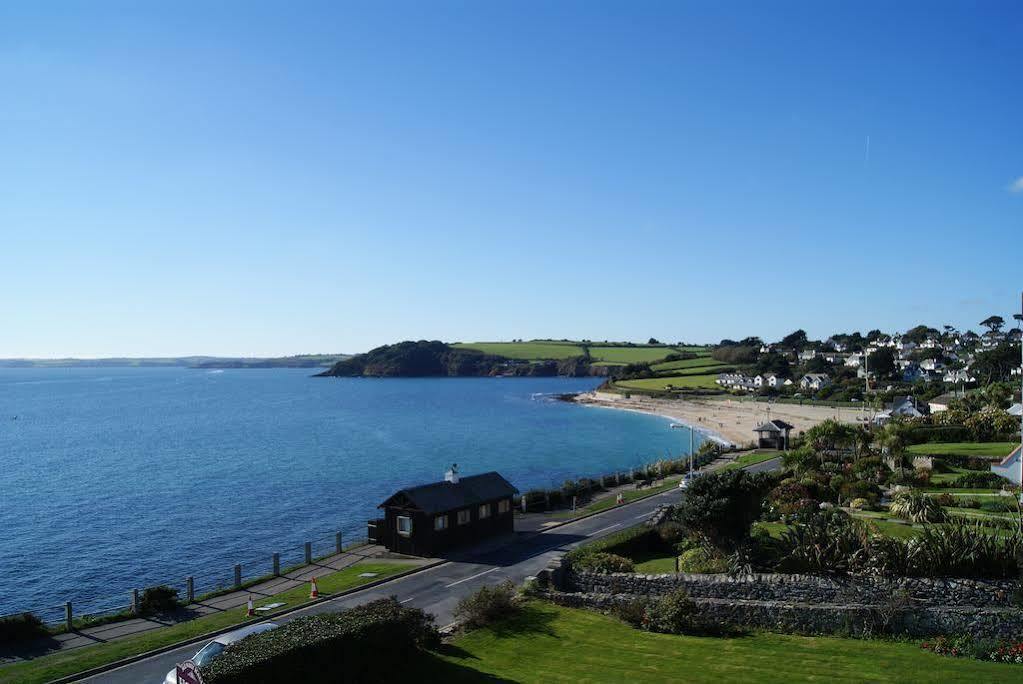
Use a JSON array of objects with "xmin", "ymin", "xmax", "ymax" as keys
[
  {"xmin": 426, "ymin": 602, "xmax": 1018, "ymax": 683},
  {"xmin": 452, "ymin": 341, "xmax": 586, "ymax": 360},
  {"xmin": 651, "ymin": 356, "xmax": 728, "ymax": 372},
  {"xmin": 615, "ymin": 373, "xmax": 720, "ymax": 391},
  {"xmin": 587, "ymin": 346, "xmax": 682, "ymax": 364},
  {"xmin": 719, "ymin": 450, "xmax": 782, "ymax": 472},
  {"xmin": 0, "ymin": 562, "xmax": 415, "ymax": 684},
  {"xmin": 905, "ymin": 442, "xmax": 1018, "ymax": 459}
]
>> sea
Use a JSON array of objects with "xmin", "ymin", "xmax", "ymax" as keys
[{"xmin": 0, "ymin": 367, "xmax": 699, "ymax": 621}]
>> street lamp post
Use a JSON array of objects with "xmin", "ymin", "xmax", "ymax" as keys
[{"xmin": 670, "ymin": 423, "xmax": 694, "ymax": 479}]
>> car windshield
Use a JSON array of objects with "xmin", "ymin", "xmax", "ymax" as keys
[{"xmin": 192, "ymin": 641, "xmax": 226, "ymax": 667}]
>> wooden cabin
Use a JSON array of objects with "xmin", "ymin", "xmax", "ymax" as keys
[
  {"xmin": 369, "ymin": 466, "xmax": 518, "ymax": 557},
  {"xmin": 752, "ymin": 419, "xmax": 795, "ymax": 450}
]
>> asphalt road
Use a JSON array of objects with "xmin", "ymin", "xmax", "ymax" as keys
[{"xmin": 85, "ymin": 457, "xmax": 780, "ymax": 683}]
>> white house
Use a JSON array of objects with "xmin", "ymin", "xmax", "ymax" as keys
[
  {"xmin": 798, "ymin": 349, "xmax": 819, "ymax": 363},
  {"xmin": 800, "ymin": 373, "xmax": 831, "ymax": 391},
  {"xmin": 991, "ymin": 446, "xmax": 1022, "ymax": 485},
  {"xmin": 944, "ymin": 369, "xmax": 975, "ymax": 385},
  {"xmin": 920, "ymin": 358, "xmax": 944, "ymax": 372},
  {"xmin": 928, "ymin": 393, "xmax": 963, "ymax": 413},
  {"xmin": 845, "ymin": 353, "xmax": 864, "ymax": 368},
  {"xmin": 1009, "ymin": 403, "xmax": 1023, "ymax": 417}
]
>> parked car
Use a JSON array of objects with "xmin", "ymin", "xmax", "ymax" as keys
[
  {"xmin": 164, "ymin": 622, "xmax": 278, "ymax": 683},
  {"xmin": 678, "ymin": 471, "xmax": 704, "ymax": 489}
]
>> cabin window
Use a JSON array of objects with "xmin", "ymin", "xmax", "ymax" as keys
[
  {"xmin": 457, "ymin": 509, "xmax": 471, "ymax": 525},
  {"xmin": 498, "ymin": 499, "xmax": 510, "ymax": 514},
  {"xmin": 434, "ymin": 515, "xmax": 448, "ymax": 531},
  {"xmin": 396, "ymin": 516, "xmax": 412, "ymax": 536},
  {"xmin": 479, "ymin": 503, "xmax": 491, "ymax": 519}
]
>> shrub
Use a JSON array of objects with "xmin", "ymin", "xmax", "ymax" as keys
[
  {"xmin": 655, "ymin": 521, "xmax": 688, "ymax": 546},
  {"xmin": 849, "ymin": 497, "xmax": 869, "ymax": 510},
  {"xmin": 953, "ymin": 472, "xmax": 1008, "ymax": 489},
  {"xmin": 202, "ymin": 598, "xmax": 437, "ymax": 683},
  {"xmin": 889, "ymin": 491, "xmax": 947, "ymax": 523},
  {"xmin": 776, "ymin": 509, "xmax": 865, "ymax": 575},
  {"xmin": 0, "ymin": 612, "xmax": 47, "ymax": 644},
  {"xmin": 453, "ymin": 581, "xmax": 518, "ymax": 629},
  {"xmin": 677, "ymin": 546, "xmax": 728, "ymax": 574},
  {"xmin": 610, "ymin": 597, "xmax": 652, "ymax": 628},
  {"xmin": 139, "ymin": 585, "xmax": 179, "ymax": 615},
  {"xmin": 573, "ymin": 552, "xmax": 635, "ymax": 574},
  {"xmin": 643, "ymin": 589, "xmax": 737, "ymax": 636},
  {"xmin": 564, "ymin": 525, "xmax": 657, "ymax": 565},
  {"xmin": 933, "ymin": 493, "xmax": 956, "ymax": 507}
]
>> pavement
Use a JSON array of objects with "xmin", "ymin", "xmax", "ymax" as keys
[{"xmin": 82, "ymin": 456, "xmax": 781, "ymax": 684}]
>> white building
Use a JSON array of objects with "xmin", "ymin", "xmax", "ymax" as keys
[{"xmin": 800, "ymin": 373, "xmax": 831, "ymax": 391}]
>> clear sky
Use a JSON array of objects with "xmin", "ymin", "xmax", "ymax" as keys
[{"xmin": 2, "ymin": 1, "xmax": 1021, "ymax": 357}]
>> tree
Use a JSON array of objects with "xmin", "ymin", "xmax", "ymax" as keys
[
  {"xmin": 971, "ymin": 342, "xmax": 1021, "ymax": 385},
  {"xmin": 670, "ymin": 470, "xmax": 775, "ymax": 550},
  {"xmin": 867, "ymin": 347, "xmax": 897, "ymax": 380},
  {"xmin": 780, "ymin": 330, "xmax": 808, "ymax": 350},
  {"xmin": 647, "ymin": 338, "xmax": 661, "ymax": 345},
  {"xmin": 981, "ymin": 315, "xmax": 1006, "ymax": 335}
]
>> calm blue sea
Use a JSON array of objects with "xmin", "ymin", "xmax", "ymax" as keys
[{"xmin": 0, "ymin": 368, "xmax": 698, "ymax": 619}]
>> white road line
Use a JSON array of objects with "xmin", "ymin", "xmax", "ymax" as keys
[
  {"xmin": 591, "ymin": 523, "xmax": 621, "ymax": 535},
  {"xmin": 400, "ymin": 597, "xmax": 415, "ymax": 603},
  {"xmin": 445, "ymin": 567, "xmax": 499, "ymax": 588},
  {"xmin": 633, "ymin": 513, "xmax": 651, "ymax": 520}
]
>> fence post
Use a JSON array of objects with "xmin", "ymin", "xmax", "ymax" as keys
[
  {"xmin": 234, "ymin": 564, "xmax": 242, "ymax": 588},
  {"xmin": 131, "ymin": 588, "xmax": 139, "ymax": 615},
  {"xmin": 675, "ymin": 555, "xmax": 680, "ymax": 573},
  {"xmin": 65, "ymin": 601, "xmax": 73, "ymax": 631},
  {"xmin": 273, "ymin": 553, "xmax": 280, "ymax": 577},
  {"xmin": 186, "ymin": 577, "xmax": 194, "ymax": 604},
  {"xmin": 335, "ymin": 532, "xmax": 343, "ymax": 554},
  {"xmin": 304, "ymin": 542, "xmax": 312, "ymax": 565}
]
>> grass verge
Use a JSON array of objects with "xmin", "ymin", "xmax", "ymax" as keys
[{"xmin": 0, "ymin": 562, "xmax": 413, "ymax": 684}]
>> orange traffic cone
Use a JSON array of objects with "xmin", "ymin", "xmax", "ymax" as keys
[
  {"xmin": 309, "ymin": 577, "xmax": 319, "ymax": 599},
  {"xmin": 246, "ymin": 596, "xmax": 255, "ymax": 617}
]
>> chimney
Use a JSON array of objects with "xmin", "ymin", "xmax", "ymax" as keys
[{"xmin": 444, "ymin": 463, "xmax": 459, "ymax": 484}]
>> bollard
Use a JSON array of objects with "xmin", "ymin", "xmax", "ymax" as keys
[
  {"xmin": 186, "ymin": 576, "xmax": 194, "ymax": 604},
  {"xmin": 304, "ymin": 542, "xmax": 312, "ymax": 565},
  {"xmin": 65, "ymin": 601, "xmax": 73, "ymax": 631},
  {"xmin": 234, "ymin": 564, "xmax": 242, "ymax": 588},
  {"xmin": 273, "ymin": 553, "xmax": 280, "ymax": 577},
  {"xmin": 131, "ymin": 588, "xmax": 139, "ymax": 615},
  {"xmin": 335, "ymin": 532, "xmax": 343, "ymax": 554}
]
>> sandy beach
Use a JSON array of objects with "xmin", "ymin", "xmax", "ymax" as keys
[{"xmin": 572, "ymin": 391, "xmax": 867, "ymax": 448}]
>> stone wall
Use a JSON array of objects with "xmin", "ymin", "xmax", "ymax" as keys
[
  {"xmin": 544, "ymin": 591, "xmax": 1023, "ymax": 639},
  {"xmin": 565, "ymin": 569, "xmax": 1018, "ymax": 608}
]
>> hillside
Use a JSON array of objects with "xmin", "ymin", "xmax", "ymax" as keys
[{"xmin": 317, "ymin": 340, "xmax": 596, "ymax": 378}]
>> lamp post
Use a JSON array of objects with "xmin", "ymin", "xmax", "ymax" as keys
[{"xmin": 670, "ymin": 423, "xmax": 694, "ymax": 480}]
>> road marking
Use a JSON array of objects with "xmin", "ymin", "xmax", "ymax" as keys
[
  {"xmin": 591, "ymin": 523, "xmax": 621, "ymax": 535},
  {"xmin": 633, "ymin": 513, "xmax": 651, "ymax": 520},
  {"xmin": 445, "ymin": 567, "xmax": 499, "ymax": 588},
  {"xmin": 400, "ymin": 597, "xmax": 414, "ymax": 603}
]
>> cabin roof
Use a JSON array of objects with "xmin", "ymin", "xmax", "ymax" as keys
[
  {"xmin": 753, "ymin": 419, "xmax": 795, "ymax": 433},
  {"xmin": 379, "ymin": 471, "xmax": 518, "ymax": 515}
]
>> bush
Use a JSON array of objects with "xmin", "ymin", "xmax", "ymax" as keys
[
  {"xmin": 677, "ymin": 546, "xmax": 728, "ymax": 573},
  {"xmin": 564, "ymin": 525, "xmax": 657, "ymax": 565},
  {"xmin": 655, "ymin": 521, "xmax": 688, "ymax": 546},
  {"xmin": 643, "ymin": 589, "xmax": 737, "ymax": 636},
  {"xmin": 453, "ymin": 581, "xmax": 518, "ymax": 629},
  {"xmin": 139, "ymin": 585, "xmax": 179, "ymax": 615},
  {"xmin": 776, "ymin": 509, "xmax": 865, "ymax": 575},
  {"xmin": 202, "ymin": 598, "xmax": 437, "ymax": 683},
  {"xmin": 953, "ymin": 472, "xmax": 1008, "ymax": 489},
  {"xmin": 610, "ymin": 597, "xmax": 652, "ymax": 628},
  {"xmin": 0, "ymin": 612, "xmax": 47, "ymax": 644},
  {"xmin": 849, "ymin": 497, "xmax": 869, "ymax": 510},
  {"xmin": 889, "ymin": 491, "xmax": 947, "ymax": 523},
  {"xmin": 573, "ymin": 552, "xmax": 635, "ymax": 573}
]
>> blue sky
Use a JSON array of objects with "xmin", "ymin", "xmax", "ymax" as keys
[{"xmin": 1, "ymin": 1, "xmax": 1021, "ymax": 357}]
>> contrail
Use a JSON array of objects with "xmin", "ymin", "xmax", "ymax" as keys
[{"xmin": 865, "ymin": 135, "xmax": 871, "ymax": 165}]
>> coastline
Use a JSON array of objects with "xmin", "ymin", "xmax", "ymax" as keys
[{"xmin": 569, "ymin": 391, "xmax": 864, "ymax": 448}]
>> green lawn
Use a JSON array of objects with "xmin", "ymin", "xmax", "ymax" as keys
[
  {"xmin": 550, "ymin": 477, "xmax": 682, "ymax": 519},
  {"xmin": 0, "ymin": 562, "xmax": 414, "ymax": 684},
  {"xmin": 650, "ymin": 357, "xmax": 729, "ymax": 372},
  {"xmin": 452, "ymin": 341, "xmax": 586, "ymax": 360},
  {"xmin": 906, "ymin": 442, "xmax": 1017, "ymax": 459},
  {"xmin": 615, "ymin": 373, "xmax": 720, "ymax": 391},
  {"xmin": 719, "ymin": 450, "xmax": 781, "ymax": 472},
  {"xmin": 426, "ymin": 602, "xmax": 1020, "ymax": 683},
  {"xmin": 630, "ymin": 550, "xmax": 678, "ymax": 573},
  {"xmin": 587, "ymin": 346, "xmax": 683, "ymax": 364}
]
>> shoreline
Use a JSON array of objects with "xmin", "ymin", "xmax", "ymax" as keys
[{"xmin": 568, "ymin": 391, "xmax": 864, "ymax": 448}]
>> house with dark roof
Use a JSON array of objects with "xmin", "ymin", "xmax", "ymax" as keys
[
  {"xmin": 369, "ymin": 466, "xmax": 518, "ymax": 557},
  {"xmin": 752, "ymin": 419, "xmax": 795, "ymax": 450}
]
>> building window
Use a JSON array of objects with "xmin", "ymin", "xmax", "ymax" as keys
[
  {"xmin": 498, "ymin": 499, "xmax": 510, "ymax": 514},
  {"xmin": 457, "ymin": 509, "xmax": 471, "ymax": 525},
  {"xmin": 434, "ymin": 515, "xmax": 448, "ymax": 531},
  {"xmin": 396, "ymin": 516, "xmax": 412, "ymax": 537},
  {"xmin": 479, "ymin": 503, "xmax": 491, "ymax": 519}
]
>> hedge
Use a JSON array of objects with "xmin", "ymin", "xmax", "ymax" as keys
[
  {"xmin": 201, "ymin": 598, "xmax": 437, "ymax": 683},
  {"xmin": 564, "ymin": 524, "xmax": 658, "ymax": 565},
  {"xmin": 0, "ymin": 612, "xmax": 47, "ymax": 644}
]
